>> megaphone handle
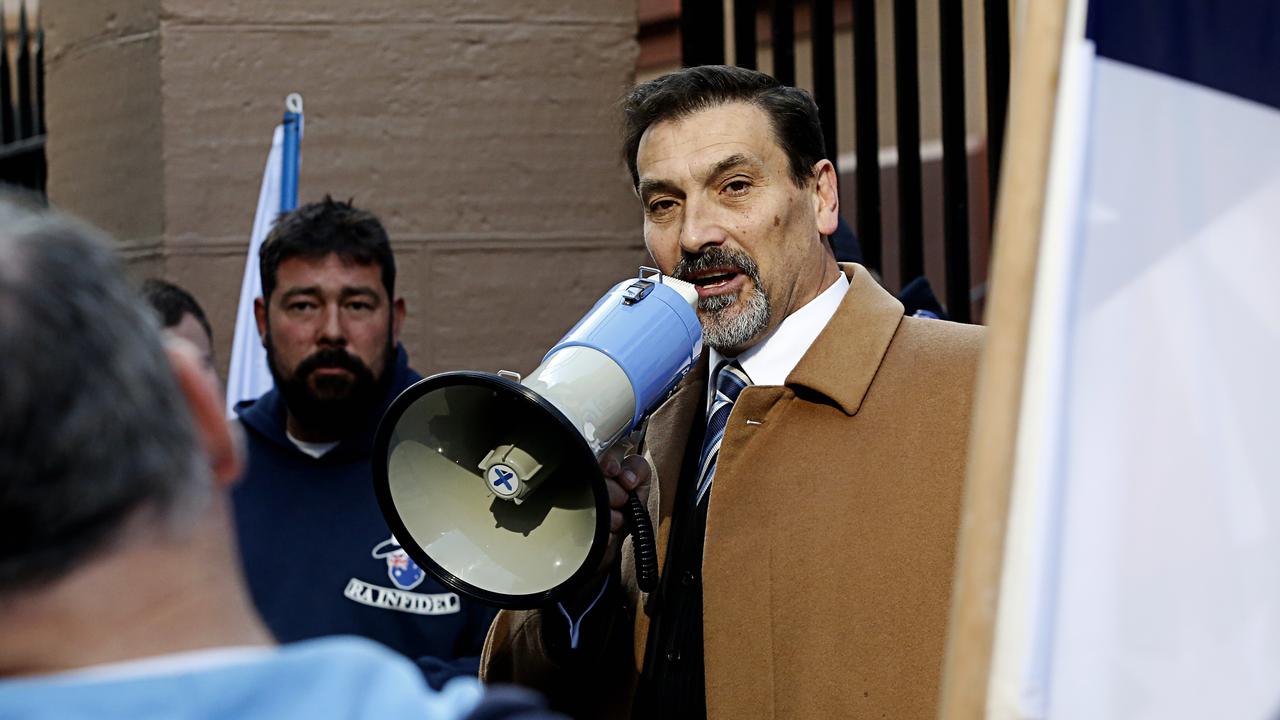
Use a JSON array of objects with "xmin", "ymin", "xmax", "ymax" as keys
[{"xmin": 624, "ymin": 492, "xmax": 659, "ymax": 593}]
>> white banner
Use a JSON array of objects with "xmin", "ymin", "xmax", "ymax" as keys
[{"xmin": 224, "ymin": 125, "xmax": 284, "ymax": 415}]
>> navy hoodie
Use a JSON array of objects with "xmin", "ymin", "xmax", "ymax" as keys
[{"xmin": 233, "ymin": 345, "xmax": 497, "ymax": 689}]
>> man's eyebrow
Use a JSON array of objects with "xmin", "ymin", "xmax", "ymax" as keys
[
  {"xmin": 339, "ymin": 286, "xmax": 381, "ymax": 301},
  {"xmin": 704, "ymin": 153, "xmax": 761, "ymax": 182},
  {"xmin": 637, "ymin": 154, "xmax": 761, "ymax": 199},
  {"xmin": 280, "ymin": 287, "xmax": 321, "ymax": 302},
  {"xmin": 637, "ymin": 177, "xmax": 682, "ymax": 200},
  {"xmin": 279, "ymin": 286, "xmax": 381, "ymax": 304}
]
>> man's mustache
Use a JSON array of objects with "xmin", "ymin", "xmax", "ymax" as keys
[
  {"xmin": 294, "ymin": 347, "xmax": 371, "ymax": 381},
  {"xmin": 672, "ymin": 246, "xmax": 762, "ymax": 284}
]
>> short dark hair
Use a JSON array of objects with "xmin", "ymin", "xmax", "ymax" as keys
[
  {"xmin": 140, "ymin": 278, "xmax": 213, "ymax": 344},
  {"xmin": 258, "ymin": 196, "xmax": 396, "ymax": 301},
  {"xmin": 0, "ymin": 200, "xmax": 206, "ymax": 594},
  {"xmin": 621, "ymin": 65, "xmax": 828, "ymax": 189}
]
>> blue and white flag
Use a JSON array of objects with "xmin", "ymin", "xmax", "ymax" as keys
[
  {"xmin": 990, "ymin": 2, "xmax": 1280, "ymax": 719},
  {"xmin": 225, "ymin": 95, "xmax": 303, "ymax": 415}
]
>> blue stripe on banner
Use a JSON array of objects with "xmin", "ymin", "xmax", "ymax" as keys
[{"xmin": 1086, "ymin": 0, "xmax": 1280, "ymax": 111}]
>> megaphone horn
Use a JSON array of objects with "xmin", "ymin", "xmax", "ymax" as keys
[{"xmin": 372, "ymin": 268, "xmax": 702, "ymax": 608}]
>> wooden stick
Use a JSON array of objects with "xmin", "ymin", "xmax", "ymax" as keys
[{"xmin": 937, "ymin": 0, "xmax": 1071, "ymax": 716}]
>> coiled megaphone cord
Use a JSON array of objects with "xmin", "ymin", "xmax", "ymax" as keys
[{"xmin": 624, "ymin": 492, "xmax": 659, "ymax": 593}]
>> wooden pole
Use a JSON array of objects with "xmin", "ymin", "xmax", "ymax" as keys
[{"xmin": 936, "ymin": 0, "xmax": 1071, "ymax": 717}]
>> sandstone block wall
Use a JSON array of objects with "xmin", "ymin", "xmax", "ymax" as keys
[{"xmin": 45, "ymin": 0, "xmax": 644, "ymax": 378}]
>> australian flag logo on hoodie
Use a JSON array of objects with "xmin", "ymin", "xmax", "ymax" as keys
[
  {"xmin": 370, "ymin": 536, "xmax": 426, "ymax": 590},
  {"xmin": 342, "ymin": 535, "xmax": 461, "ymax": 616}
]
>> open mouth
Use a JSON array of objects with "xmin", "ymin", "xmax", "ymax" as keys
[{"xmin": 688, "ymin": 267, "xmax": 746, "ymax": 298}]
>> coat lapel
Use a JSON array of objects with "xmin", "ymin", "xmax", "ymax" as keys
[
  {"xmin": 785, "ymin": 263, "xmax": 904, "ymax": 416},
  {"xmin": 629, "ymin": 354, "xmax": 706, "ymax": 666},
  {"xmin": 640, "ymin": 352, "xmax": 705, "ymax": 570}
]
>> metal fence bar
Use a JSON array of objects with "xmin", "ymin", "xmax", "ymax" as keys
[
  {"xmin": 811, "ymin": 0, "xmax": 838, "ymax": 166},
  {"xmin": 734, "ymin": 0, "xmax": 758, "ymax": 70},
  {"xmin": 0, "ymin": 3, "xmax": 48, "ymax": 195},
  {"xmin": 35, "ymin": 13, "xmax": 44, "ymax": 136},
  {"xmin": 1, "ymin": 10, "xmax": 12, "ymax": 145},
  {"xmin": 893, "ymin": 0, "xmax": 925, "ymax": 285},
  {"xmin": 939, "ymin": 0, "xmax": 971, "ymax": 323},
  {"xmin": 0, "ymin": 133, "xmax": 42, "ymax": 161},
  {"xmin": 673, "ymin": 0, "xmax": 1007, "ymax": 322},
  {"xmin": 771, "ymin": 0, "xmax": 795, "ymax": 85},
  {"xmin": 984, "ymin": 0, "xmax": 1010, "ymax": 222},
  {"xmin": 16, "ymin": 2, "xmax": 33, "ymax": 140},
  {"xmin": 681, "ymin": 0, "xmax": 725, "ymax": 67},
  {"xmin": 852, "ymin": 0, "xmax": 883, "ymax": 271}
]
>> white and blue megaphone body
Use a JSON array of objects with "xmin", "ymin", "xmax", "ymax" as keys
[{"xmin": 372, "ymin": 269, "xmax": 701, "ymax": 608}]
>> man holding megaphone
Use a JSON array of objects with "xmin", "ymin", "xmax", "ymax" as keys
[{"xmin": 476, "ymin": 66, "xmax": 984, "ymax": 719}]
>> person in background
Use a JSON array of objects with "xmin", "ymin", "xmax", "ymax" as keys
[
  {"xmin": 141, "ymin": 278, "xmax": 218, "ymax": 373},
  {"xmin": 233, "ymin": 197, "xmax": 497, "ymax": 689},
  {"xmin": 0, "ymin": 198, "xmax": 553, "ymax": 719}
]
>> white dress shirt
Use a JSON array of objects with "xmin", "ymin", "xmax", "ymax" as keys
[{"xmin": 707, "ymin": 272, "xmax": 851, "ymax": 407}]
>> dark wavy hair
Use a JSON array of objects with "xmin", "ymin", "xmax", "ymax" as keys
[
  {"xmin": 140, "ymin": 278, "xmax": 212, "ymax": 343},
  {"xmin": 621, "ymin": 65, "xmax": 827, "ymax": 189},
  {"xmin": 259, "ymin": 196, "xmax": 395, "ymax": 301}
]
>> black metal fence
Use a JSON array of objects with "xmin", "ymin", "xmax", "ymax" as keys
[
  {"xmin": 0, "ymin": 2, "xmax": 46, "ymax": 197},
  {"xmin": 680, "ymin": 0, "xmax": 1009, "ymax": 324}
]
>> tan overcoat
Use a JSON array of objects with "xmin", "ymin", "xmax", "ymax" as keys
[{"xmin": 482, "ymin": 264, "xmax": 984, "ymax": 719}]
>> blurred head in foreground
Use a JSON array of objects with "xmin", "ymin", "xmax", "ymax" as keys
[{"xmin": 0, "ymin": 196, "xmax": 258, "ymax": 674}]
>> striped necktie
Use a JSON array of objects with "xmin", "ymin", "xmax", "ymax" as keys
[{"xmin": 694, "ymin": 361, "xmax": 751, "ymax": 506}]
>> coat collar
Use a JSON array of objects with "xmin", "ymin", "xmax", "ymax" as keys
[
  {"xmin": 784, "ymin": 263, "xmax": 903, "ymax": 416},
  {"xmin": 645, "ymin": 262, "xmax": 901, "ymax": 438}
]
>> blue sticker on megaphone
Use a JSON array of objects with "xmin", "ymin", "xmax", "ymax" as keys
[{"xmin": 487, "ymin": 463, "xmax": 520, "ymax": 497}]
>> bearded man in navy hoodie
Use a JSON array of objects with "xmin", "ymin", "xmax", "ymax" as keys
[{"xmin": 233, "ymin": 197, "xmax": 497, "ymax": 688}]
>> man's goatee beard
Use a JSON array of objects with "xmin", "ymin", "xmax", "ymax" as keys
[{"xmin": 673, "ymin": 246, "xmax": 771, "ymax": 352}]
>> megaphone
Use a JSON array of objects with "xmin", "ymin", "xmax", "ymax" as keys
[{"xmin": 372, "ymin": 268, "xmax": 702, "ymax": 608}]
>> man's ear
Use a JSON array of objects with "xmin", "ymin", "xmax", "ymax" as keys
[
  {"xmin": 253, "ymin": 294, "xmax": 268, "ymax": 345},
  {"xmin": 812, "ymin": 159, "xmax": 840, "ymax": 236},
  {"xmin": 391, "ymin": 297, "xmax": 406, "ymax": 343},
  {"xmin": 166, "ymin": 339, "xmax": 243, "ymax": 489},
  {"xmin": 254, "ymin": 294, "xmax": 272, "ymax": 345}
]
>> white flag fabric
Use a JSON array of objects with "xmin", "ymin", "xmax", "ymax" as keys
[
  {"xmin": 225, "ymin": 125, "xmax": 284, "ymax": 416},
  {"xmin": 990, "ymin": 2, "xmax": 1280, "ymax": 719}
]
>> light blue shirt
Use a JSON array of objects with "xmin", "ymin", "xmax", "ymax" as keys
[{"xmin": 0, "ymin": 637, "xmax": 483, "ymax": 720}]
